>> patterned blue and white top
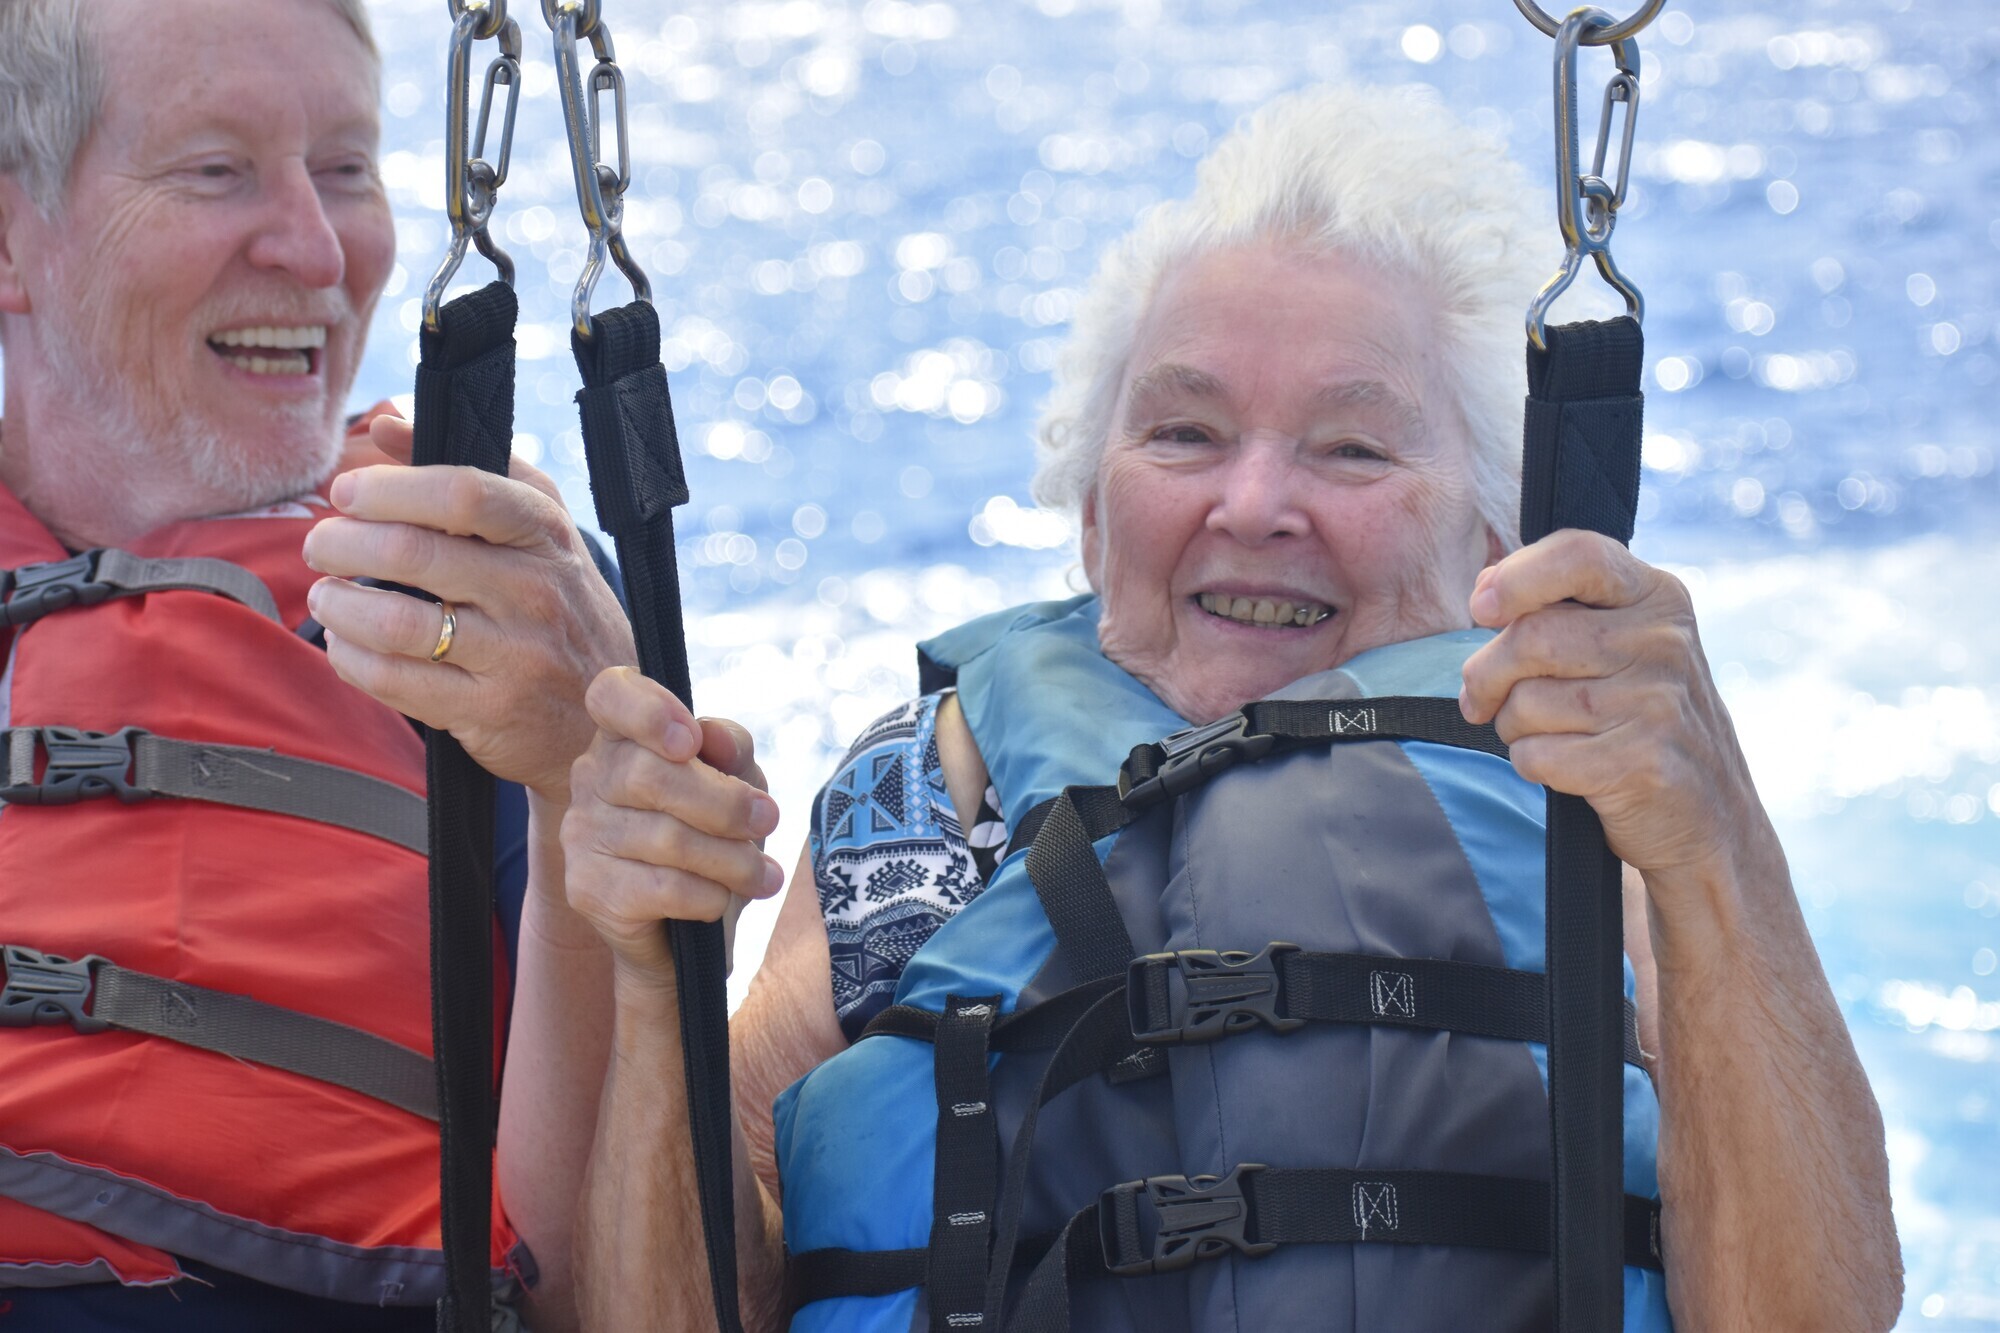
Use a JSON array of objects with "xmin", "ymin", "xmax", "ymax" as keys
[{"xmin": 808, "ymin": 692, "xmax": 1007, "ymax": 1041}]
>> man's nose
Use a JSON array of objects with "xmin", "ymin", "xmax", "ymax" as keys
[
  {"xmin": 1206, "ymin": 436, "xmax": 1311, "ymax": 544},
  {"xmin": 244, "ymin": 161, "xmax": 345, "ymax": 289}
]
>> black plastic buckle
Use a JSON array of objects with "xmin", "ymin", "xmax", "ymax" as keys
[
  {"xmin": 0, "ymin": 726, "xmax": 151, "ymax": 806},
  {"xmin": 0, "ymin": 550, "xmax": 113, "ymax": 629},
  {"xmin": 1127, "ymin": 943, "xmax": 1304, "ymax": 1045},
  {"xmin": 1100, "ymin": 1164, "xmax": 1276, "ymax": 1276},
  {"xmin": 1119, "ymin": 712, "xmax": 1276, "ymax": 809},
  {"xmin": 0, "ymin": 945, "xmax": 110, "ymax": 1033}
]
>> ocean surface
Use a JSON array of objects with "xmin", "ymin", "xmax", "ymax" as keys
[{"xmin": 153, "ymin": 0, "xmax": 2000, "ymax": 1323}]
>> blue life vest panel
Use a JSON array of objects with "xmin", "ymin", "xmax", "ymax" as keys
[{"xmin": 774, "ymin": 598, "xmax": 1673, "ymax": 1332}]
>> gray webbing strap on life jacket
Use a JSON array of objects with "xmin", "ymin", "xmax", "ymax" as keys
[
  {"xmin": 0, "ymin": 726, "xmax": 429, "ymax": 854},
  {"xmin": 0, "ymin": 945, "xmax": 438, "ymax": 1120},
  {"xmin": 0, "ymin": 548, "xmax": 281, "ymax": 629}
]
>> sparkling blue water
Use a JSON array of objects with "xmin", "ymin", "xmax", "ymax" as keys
[{"xmin": 165, "ymin": 0, "xmax": 2000, "ymax": 1323}]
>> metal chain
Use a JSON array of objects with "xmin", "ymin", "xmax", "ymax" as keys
[
  {"xmin": 424, "ymin": 0, "xmax": 523, "ymax": 332},
  {"xmin": 1525, "ymin": 7, "xmax": 1645, "ymax": 350},
  {"xmin": 545, "ymin": 0, "xmax": 651, "ymax": 340}
]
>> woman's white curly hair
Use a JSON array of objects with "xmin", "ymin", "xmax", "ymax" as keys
[{"xmin": 1031, "ymin": 83, "xmax": 1555, "ymax": 552}]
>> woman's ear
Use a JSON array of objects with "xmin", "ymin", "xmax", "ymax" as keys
[{"xmin": 1078, "ymin": 487, "xmax": 1104, "ymax": 591}]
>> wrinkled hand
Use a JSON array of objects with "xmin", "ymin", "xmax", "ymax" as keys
[
  {"xmin": 1458, "ymin": 529, "xmax": 1761, "ymax": 883},
  {"xmin": 302, "ymin": 414, "xmax": 636, "ymax": 804},
  {"xmin": 563, "ymin": 667, "xmax": 785, "ymax": 979}
]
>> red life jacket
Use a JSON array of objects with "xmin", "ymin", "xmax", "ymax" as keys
[{"xmin": 0, "ymin": 422, "xmax": 523, "ymax": 1305}]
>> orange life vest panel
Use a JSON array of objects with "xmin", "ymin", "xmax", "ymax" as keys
[{"xmin": 0, "ymin": 434, "xmax": 523, "ymax": 1305}]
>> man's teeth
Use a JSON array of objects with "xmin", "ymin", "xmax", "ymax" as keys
[
  {"xmin": 210, "ymin": 326, "xmax": 327, "ymax": 350},
  {"xmin": 208, "ymin": 326, "xmax": 324, "ymax": 376},
  {"xmin": 1196, "ymin": 592, "xmax": 1331, "ymax": 627}
]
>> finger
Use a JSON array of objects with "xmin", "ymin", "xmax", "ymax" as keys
[
  {"xmin": 581, "ymin": 735, "xmax": 780, "ymax": 842},
  {"xmin": 1470, "ymin": 529, "xmax": 1649, "ymax": 628},
  {"xmin": 324, "ymin": 464, "xmax": 573, "ymax": 556},
  {"xmin": 584, "ymin": 666, "xmax": 702, "ymax": 762},
  {"xmin": 368, "ymin": 413, "xmax": 415, "ymax": 462},
  {"xmin": 573, "ymin": 802, "xmax": 784, "ymax": 901},
  {"xmin": 321, "ymin": 629, "xmax": 473, "ymax": 732},
  {"xmin": 1503, "ymin": 731, "xmax": 1630, "ymax": 802},
  {"xmin": 303, "ymin": 511, "xmax": 564, "ymax": 607},
  {"xmin": 307, "ymin": 576, "xmax": 483, "ymax": 669},
  {"xmin": 1488, "ymin": 674, "xmax": 1619, "ymax": 747},
  {"xmin": 1459, "ymin": 603, "xmax": 1624, "ymax": 724},
  {"xmin": 697, "ymin": 717, "xmax": 759, "ymax": 779},
  {"xmin": 564, "ymin": 852, "xmax": 737, "ymax": 934}
]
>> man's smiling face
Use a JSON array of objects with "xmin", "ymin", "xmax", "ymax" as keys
[{"xmin": 3, "ymin": 0, "xmax": 392, "ymax": 531}]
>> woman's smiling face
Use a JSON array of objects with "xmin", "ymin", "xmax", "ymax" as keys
[{"xmin": 1082, "ymin": 239, "xmax": 1502, "ymax": 724}]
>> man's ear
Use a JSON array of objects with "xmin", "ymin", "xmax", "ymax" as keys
[{"xmin": 0, "ymin": 176, "xmax": 38, "ymax": 316}]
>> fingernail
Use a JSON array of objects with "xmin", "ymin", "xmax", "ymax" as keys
[
  {"xmin": 1458, "ymin": 687, "xmax": 1476, "ymax": 721},
  {"xmin": 305, "ymin": 579, "xmax": 324, "ymax": 615},
  {"xmin": 762, "ymin": 858, "xmax": 785, "ymax": 895},
  {"xmin": 329, "ymin": 473, "xmax": 355, "ymax": 510},
  {"xmin": 666, "ymin": 720, "xmax": 699, "ymax": 755},
  {"xmin": 1470, "ymin": 587, "xmax": 1499, "ymax": 622},
  {"xmin": 751, "ymin": 793, "xmax": 780, "ymax": 836}
]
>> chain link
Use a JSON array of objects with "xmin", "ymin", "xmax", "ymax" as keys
[
  {"xmin": 546, "ymin": 0, "xmax": 651, "ymax": 341},
  {"xmin": 424, "ymin": 1, "xmax": 522, "ymax": 333},
  {"xmin": 1525, "ymin": 7, "xmax": 1644, "ymax": 350}
]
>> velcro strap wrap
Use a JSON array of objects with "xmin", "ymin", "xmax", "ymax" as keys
[
  {"xmin": 573, "ymin": 302, "xmax": 689, "ymax": 534},
  {"xmin": 1520, "ymin": 317, "xmax": 1644, "ymax": 548}
]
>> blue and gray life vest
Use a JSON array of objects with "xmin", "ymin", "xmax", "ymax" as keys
[{"xmin": 773, "ymin": 596, "xmax": 1674, "ymax": 1332}]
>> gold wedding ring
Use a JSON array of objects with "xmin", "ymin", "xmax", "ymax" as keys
[{"xmin": 429, "ymin": 603, "xmax": 459, "ymax": 662}]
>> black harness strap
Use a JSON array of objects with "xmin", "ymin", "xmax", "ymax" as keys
[
  {"xmin": 927, "ymin": 996, "xmax": 1003, "ymax": 1332},
  {"xmin": 411, "ymin": 278, "xmax": 518, "ymax": 1333},
  {"xmin": 1520, "ymin": 315, "xmax": 1647, "ymax": 1331},
  {"xmin": 570, "ymin": 300, "xmax": 745, "ymax": 1331}
]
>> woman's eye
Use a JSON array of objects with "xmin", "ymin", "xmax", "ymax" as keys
[
  {"xmin": 196, "ymin": 163, "xmax": 239, "ymax": 180},
  {"xmin": 1328, "ymin": 441, "xmax": 1386, "ymax": 461},
  {"xmin": 1150, "ymin": 423, "xmax": 1215, "ymax": 445}
]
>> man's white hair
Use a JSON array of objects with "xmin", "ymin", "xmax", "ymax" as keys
[
  {"xmin": 0, "ymin": 0, "xmax": 379, "ymax": 215},
  {"xmin": 1032, "ymin": 84, "xmax": 1554, "ymax": 551}
]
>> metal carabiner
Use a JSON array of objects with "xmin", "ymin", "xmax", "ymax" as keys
[
  {"xmin": 424, "ymin": 0, "xmax": 523, "ymax": 333},
  {"xmin": 546, "ymin": 0, "xmax": 650, "ymax": 341},
  {"xmin": 1513, "ymin": 0, "xmax": 1665, "ymax": 46},
  {"xmin": 1526, "ymin": 7, "xmax": 1643, "ymax": 350}
]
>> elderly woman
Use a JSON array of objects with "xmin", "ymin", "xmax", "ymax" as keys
[{"xmin": 563, "ymin": 87, "xmax": 1900, "ymax": 1331}]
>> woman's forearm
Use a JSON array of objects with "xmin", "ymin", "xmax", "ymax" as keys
[
  {"xmin": 578, "ymin": 965, "xmax": 789, "ymax": 1332},
  {"xmin": 497, "ymin": 796, "xmax": 616, "ymax": 1333},
  {"xmin": 1647, "ymin": 824, "xmax": 1901, "ymax": 1331}
]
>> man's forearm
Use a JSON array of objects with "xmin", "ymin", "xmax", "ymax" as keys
[
  {"xmin": 497, "ymin": 796, "xmax": 615, "ymax": 1333},
  {"xmin": 579, "ymin": 965, "xmax": 789, "ymax": 1332},
  {"xmin": 1648, "ymin": 830, "xmax": 1901, "ymax": 1330}
]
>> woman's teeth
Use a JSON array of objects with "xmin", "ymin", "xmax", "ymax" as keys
[
  {"xmin": 1197, "ymin": 592, "xmax": 1331, "ymax": 627},
  {"xmin": 208, "ymin": 326, "xmax": 326, "ymax": 376}
]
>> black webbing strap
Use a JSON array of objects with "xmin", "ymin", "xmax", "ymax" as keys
[
  {"xmin": 1004, "ymin": 1168, "xmax": 1665, "ymax": 1333},
  {"xmin": 1022, "ymin": 787, "xmax": 1139, "ymax": 984},
  {"xmin": 0, "ymin": 944, "xmax": 438, "ymax": 1119},
  {"xmin": 570, "ymin": 301, "xmax": 744, "ymax": 1332},
  {"xmin": 0, "ymin": 726, "xmax": 427, "ymax": 853},
  {"xmin": 927, "ymin": 997, "xmax": 1002, "ymax": 1332},
  {"xmin": 411, "ymin": 279, "xmax": 517, "ymax": 1333},
  {"xmin": 1520, "ymin": 315, "xmax": 1646, "ymax": 1332},
  {"xmin": 0, "ymin": 548, "xmax": 280, "ymax": 630},
  {"xmin": 865, "ymin": 954, "xmax": 1647, "ymax": 1071}
]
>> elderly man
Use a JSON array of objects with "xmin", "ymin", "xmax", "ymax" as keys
[
  {"xmin": 561, "ymin": 87, "xmax": 1901, "ymax": 1330},
  {"xmin": 0, "ymin": 1, "xmax": 642, "ymax": 1328}
]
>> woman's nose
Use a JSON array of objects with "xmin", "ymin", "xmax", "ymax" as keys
[{"xmin": 1205, "ymin": 436, "xmax": 1310, "ymax": 543}]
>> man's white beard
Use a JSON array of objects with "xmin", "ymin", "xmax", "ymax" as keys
[{"xmin": 27, "ymin": 269, "xmax": 344, "ymax": 531}]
